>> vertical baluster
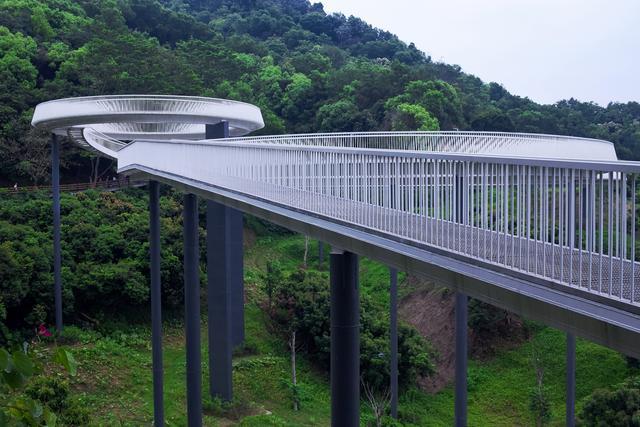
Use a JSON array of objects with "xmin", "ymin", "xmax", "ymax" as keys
[
  {"xmin": 579, "ymin": 170, "xmax": 584, "ymax": 288},
  {"xmin": 621, "ymin": 173, "xmax": 627, "ymax": 300},
  {"xmin": 632, "ymin": 175, "xmax": 636, "ymax": 303},
  {"xmin": 527, "ymin": 166, "xmax": 532, "ymax": 273},
  {"xmin": 609, "ymin": 173, "xmax": 614, "ymax": 296},
  {"xmin": 589, "ymin": 170, "xmax": 595, "ymax": 290},
  {"xmin": 552, "ymin": 168, "xmax": 557, "ymax": 280},
  {"xmin": 599, "ymin": 172, "xmax": 604, "ymax": 294},
  {"xmin": 481, "ymin": 163, "xmax": 491, "ymax": 258},
  {"xmin": 570, "ymin": 170, "xmax": 576, "ymax": 285}
]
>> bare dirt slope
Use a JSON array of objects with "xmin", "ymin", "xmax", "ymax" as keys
[
  {"xmin": 399, "ymin": 278, "xmax": 457, "ymax": 393},
  {"xmin": 399, "ymin": 277, "xmax": 529, "ymax": 393}
]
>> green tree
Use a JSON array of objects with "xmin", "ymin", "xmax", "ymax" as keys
[
  {"xmin": 578, "ymin": 376, "xmax": 640, "ymax": 426},
  {"xmin": 387, "ymin": 80, "xmax": 465, "ymax": 129},
  {"xmin": 269, "ymin": 268, "xmax": 433, "ymax": 392},
  {"xmin": 386, "ymin": 102, "xmax": 439, "ymax": 131},
  {"xmin": 315, "ymin": 99, "xmax": 359, "ymax": 132}
]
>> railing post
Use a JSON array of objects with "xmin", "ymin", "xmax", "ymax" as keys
[
  {"xmin": 51, "ymin": 134, "xmax": 63, "ymax": 333},
  {"xmin": 149, "ymin": 180, "xmax": 164, "ymax": 427},
  {"xmin": 455, "ymin": 292, "xmax": 468, "ymax": 427},
  {"xmin": 457, "ymin": 171, "xmax": 464, "ymax": 224},
  {"xmin": 207, "ymin": 200, "xmax": 233, "ymax": 401},
  {"xmin": 183, "ymin": 194, "xmax": 202, "ymax": 427},
  {"xmin": 566, "ymin": 333, "xmax": 576, "ymax": 427},
  {"xmin": 389, "ymin": 268, "xmax": 399, "ymax": 419},
  {"xmin": 330, "ymin": 249, "xmax": 360, "ymax": 427}
]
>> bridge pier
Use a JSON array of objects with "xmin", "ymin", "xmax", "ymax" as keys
[
  {"xmin": 455, "ymin": 292, "xmax": 468, "ymax": 427},
  {"xmin": 205, "ymin": 122, "xmax": 245, "ymax": 350},
  {"xmin": 205, "ymin": 121, "xmax": 243, "ymax": 402},
  {"xmin": 389, "ymin": 268, "xmax": 399, "ymax": 419},
  {"xmin": 149, "ymin": 181, "xmax": 164, "ymax": 426},
  {"xmin": 51, "ymin": 134, "xmax": 63, "ymax": 333},
  {"xmin": 207, "ymin": 200, "xmax": 234, "ymax": 401},
  {"xmin": 566, "ymin": 333, "xmax": 576, "ymax": 427},
  {"xmin": 183, "ymin": 194, "xmax": 202, "ymax": 427},
  {"xmin": 330, "ymin": 250, "xmax": 360, "ymax": 427},
  {"xmin": 230, "ymin": 208, "xmax": 244, "ymax": 348},
  {"xmin": 318, "ymin": 241, "xmax": 324, "ymax": 265}
]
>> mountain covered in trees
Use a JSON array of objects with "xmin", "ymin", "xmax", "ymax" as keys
[{"xmin": 1, "ymin": 0, "xmax": 639, "ymax": 186}]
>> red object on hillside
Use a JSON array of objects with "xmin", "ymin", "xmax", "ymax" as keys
[{"xmin": 37, "ymin": 323, "xmax": 52, "ymax": 337}]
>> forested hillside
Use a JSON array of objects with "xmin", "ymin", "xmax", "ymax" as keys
[
  {"xmin": 1, "ymin": 0, "xmax": 640, "ymax": 186},
  {"xmin": 2, "ymin": 1, "xmax": 640, "ymax": 424}
]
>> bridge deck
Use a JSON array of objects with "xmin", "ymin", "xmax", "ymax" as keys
[{"xmin": 226, "ymin": 177, "xmax": 639, "ymax": 305}]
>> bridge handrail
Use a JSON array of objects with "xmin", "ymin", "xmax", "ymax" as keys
[
  {"xmin": 199, "ymin": 131, "xmax": 617, "ymax": 162},
  {"xmin": 120, "ymin": 138, "xmax": 640, "ymax": 306},
  {"xmin": 142, "ymin": 138, "xmax": 637, "ymax": 173}
]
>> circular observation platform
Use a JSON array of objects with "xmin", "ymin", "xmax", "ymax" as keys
[
  {"xmin": 32, "ymin": 95, "xmax": 618, "ymax": 163},
  {"xmin": 31, "ymin": 95, "xmax": 266, "ymax": 158}
]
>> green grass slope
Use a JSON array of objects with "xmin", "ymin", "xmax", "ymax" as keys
[{"xmin": 53, "ymin": 233, "xmax": 635, "ymax": 426}]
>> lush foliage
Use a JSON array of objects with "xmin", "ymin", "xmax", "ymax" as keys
[
  {"xmin": 578, "ymin": 376, "xmax": 640, "ymax": 426},
  {"xmin": 265, "ymin": 264, "xmax": 434, "ymax": 392},
  {"xmin": 0, "ymin": 188, "xmax": 189, "ymax": 343},
  {"xmin": 1, "ymin": 0, "xmax": 639, "ymax": 185},
  {"xmin": 0, "ymin": 336, "xmax": 83, "ymax": 426}
]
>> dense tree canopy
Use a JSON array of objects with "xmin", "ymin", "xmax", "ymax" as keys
[
  {"xmin": 266, "ymin": 266, "xmax": 434, "ymax": 391},
  {"xmin": 0, "ymin": 0, "xmax": 638, "ymax": 184},
  {"xmin": 0, "ymin": 189, "xmax": 189, "ymax": 343}
]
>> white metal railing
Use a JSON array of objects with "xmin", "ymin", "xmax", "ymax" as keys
[
  {"xmin": 203, "ymin": 131, "xmax": 617, "ymax": 161},
  {"xmin": 119, "ymin": 135, "xmax": 640, "ymax": 306}
]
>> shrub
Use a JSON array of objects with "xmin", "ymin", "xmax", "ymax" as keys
[
  {"xmin": 0, "ymin": 344, "xmax": 81, "ymax": 425},
  {"xmin": 578, "ymin": 376, "xmax": 640, "ymax": 426},
  {"xmin": 528, "ymin": 386, "xmax": 552, "ymax": 426},
  {"xmin": 25, "ymin": 376, "xmax": 90, "ymax": 426},
  {"xmin": 268, "ymin": 268, "xmax": 434, "ymax": 392},
  {"xmin": 0, "ymin": 189, "xmax": 187, "ymax": 345}
]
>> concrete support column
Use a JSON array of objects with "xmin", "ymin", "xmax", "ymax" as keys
[
  {"xmin": 318, "ymin": 241, "xmax": 324, "ymax": 265},
  {"xmin": 566, "ymin": 333, "xmax": 576, "ymax": 427},
  {"xmin": 455, "ymin": 292, "xmax": 468, "ymax": 427},
  {"xmin": 230, "ymin": 209, "xmax": 244, "ymax": 347},
  {"xmin": 330, "ymin": 250, "xmax": 359, "ymax": 427},
  {"xmin": 389, "ymin": 268, "xmax": 399, "ymax": 419},
  {"xmin": 205, "ymin": 122, "xmax": 244, "ymax": 349},
  {"xmin": 183, "ymin": 194, "xmax": 202, "ymax": 427},
  {"xmin": 207, "ymin": 200, "xmax": 233, "ymax": 401},
  {"xmin": 51, "ymin": 134, "xmax": 63, "ymax": 333},
  {"xmin": 149, "ymin": 181, "xmax": 164, "ymax": 427}
]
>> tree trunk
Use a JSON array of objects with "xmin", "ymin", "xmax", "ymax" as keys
[
  {"xmin": 90, "ymin": 156, "xmax": 100, "ymax": 186},
  {"xmin": 303, "ymin": 236, "xmax": 309, "ymax": 268}
]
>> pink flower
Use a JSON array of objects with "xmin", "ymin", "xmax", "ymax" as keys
[{"xmin": 38, "ymin": 324, "xmax": 52, "ymax": 337}]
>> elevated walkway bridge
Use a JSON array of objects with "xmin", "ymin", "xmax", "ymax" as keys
[
  {"xmin": 32, "ymin": 95, "xmax": 640, "ymax": 426},
  {"xmin": 118, "ymin": 131, "xmax": 640, "ymax": 350}
]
